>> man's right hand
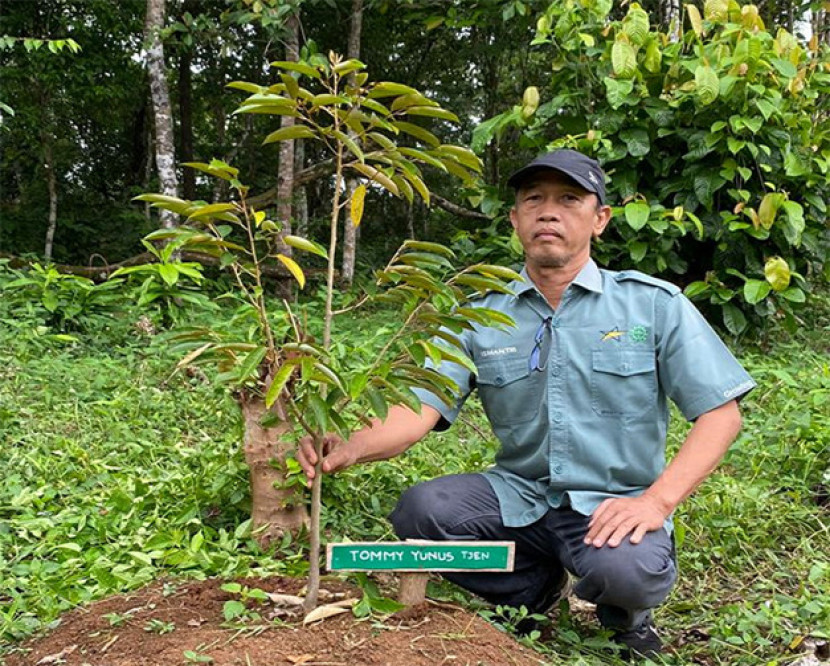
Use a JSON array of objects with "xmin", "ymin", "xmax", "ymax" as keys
[{"xmin": 296, "ymin": 433, "xmax": 360, "ymax": 485}]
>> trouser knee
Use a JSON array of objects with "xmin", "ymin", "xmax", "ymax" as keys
[
  {"xmin": 576, "ymin": 539, "xmax": 677, "ymax": 611},
  {"xmin": 388, "ymin": 481, "xmax": 446, "ymax": 540}
]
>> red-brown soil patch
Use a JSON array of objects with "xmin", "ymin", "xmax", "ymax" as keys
[{"xmin": 3, "ymin": 577, "xmax": 546, "ymax": 666}]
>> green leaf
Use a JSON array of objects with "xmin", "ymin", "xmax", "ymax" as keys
[
  {"xmin": 265, "ymin": 361, "xmax": 298, "ymax": 408},
  {"xmin": 283, "ymin": 235, "xmax": 328, "ymax": 258},
  {"xmin": 624, "ymin": 202, "xmax": 650, "ymax": 230},
  {"xmin": 223, "ymin": 600, "xmax": 246, "ymax": 621},
  {"xmin": 350, "ymin": 163, "xmax": 400, "ymax": 197},
  {"xmin": 780, "ymin": 200, "xmax": 805, "ymax": 246},
  {"xmin": 770, "ymin": 58, "xmax": 797, "ymax": 78},
  {"xmin": 722, "ymin": 303, "xmax": 747, "ymax": 336},
  {"xmin": 695, "ymin": 65, "xmax": 720, "ymax": 105},
  {"xmin": 369, "ymin": 82, "xmax": 421, "ymax": 98},
  {"xmin": 402, "ymin": 240, "xmax": 457, "ymax": 258},
  {"xmin": 270, "ymin": 60, "xmax": 321, "ymax": 78},
  {"xmin": 331, "ymin": 128, "xmax": 364, "ymax": 162},
  {"xmin": 158, "ymin": 264, "xmax": 179, "ymax": 286},
  {"xmin": 404, "ymin": 106, "xmax": 459, "ymax": 123},
  {"xmin": 629, "ymin": 241, "xmax": 648, "ymax": 263},
  {"xmin": 307, "ymin": 394, "xmax": 329, "ymax": 433},
  {"xmin": 779, "ymin": 286, "xmax": 805, "ymax": 302},
  {"xmin": 743, "ymin": 279, "xmax": 771, "ymax": 304},
  {"xmin": 469, "ymin": 263, "xmax": 523, "ymax": 282},
  {"xmin": 263, "ymin": 125, "xmax": 316, "ymax": 145},
  {"xmin": 603, "ymin": 77, "xmax": 634, "ymax": 109},
  {"xmin": 238, "ymin": 347, "xmax": 267, "ymax": 383},
  {"xmin": 684, "ymin": 281, "xmax": 710, "ymax": 299},
  {"xmin": 226, "ymin": 81, "xmax": 266, "ymax": 94},
  {"xmin": 365, "ymin": 385, "xmax": 388, "ymax": 421},
  {"xmin": 392, "ymin": 121, "xmax": 440, "ymax": 147},
  {"xmin": 332, "ymin": 58, "xmax": 365, "ymax": 76},
  {"xmin": 619, "ymin": 129, "xmax": 650, "ymax": 157}
]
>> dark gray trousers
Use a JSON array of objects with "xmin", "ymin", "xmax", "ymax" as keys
[{"xmin": 389, "ymin": 473, "xmax": 676, "ymax": 631}]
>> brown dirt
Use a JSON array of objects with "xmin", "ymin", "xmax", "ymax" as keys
[{"xmin": 3, "ymin": 577, "xmax": 546, "ymax": 666}]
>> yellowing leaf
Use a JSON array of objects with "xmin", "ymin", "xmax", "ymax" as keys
[
  {"xmin": 283, "ymin": 235, "xmax": 328, "ymax": 258},
  {"xmin": 686, "ymin": 4, "xmax": 703, "ymax": 37},
  {"xmin": 694, "ymin": 65, "xmax": 719, "ymax": 105},
  {"xmin": 623, "ymin": 4, "xmax": 650, "ymax": 45},
  {"xmin": 644, "ymin": 40, "xmax": 662, "ymax": 73},
  {"xmin": 351, "ymin": 184, "xmax": 366, "ymax": 227},
  {"xmin": 612, "ymin": 41, "xmax": 638, "ymax": 79},
  {"xmin": 276, "ymin": 253, "xmax": 306, "ymax": 289},
  {"xmin": 303, "ymin": 599, "xmax": 356, "ymax": 624},
  {"xmin": 704, "ymin": 0, "xmax": 728, "ymax": 21},
  {"xmin": 521, "ymin": 86, "xmax": 539, "ymax": 118},
  {"xmin": 758, "ymin": 193, "xmax": 784, "ymax": 229},
  {"xmin": 764, "ymin": 256, "xmax": 791, "ymax": 291}
]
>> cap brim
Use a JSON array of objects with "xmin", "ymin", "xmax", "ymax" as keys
[{"xmin": 508, "ymin": 165, "xmax": 601, "ymax": 201}]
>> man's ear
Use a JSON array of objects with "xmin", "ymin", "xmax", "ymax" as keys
[
  {"xmin": 592, "ymin": 205, "xmax": 612, "ymax": 238},
  {"xmin": 509, "ymin": 207, "xmax": 519, "ymax": 231}
]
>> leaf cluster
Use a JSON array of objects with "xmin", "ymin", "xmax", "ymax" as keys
[{"xmin": 474, "ymin": 0, "xmax": 830, "ymax": 336}]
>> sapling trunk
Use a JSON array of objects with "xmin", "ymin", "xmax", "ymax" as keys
[
  {"xmin": 241, "ymin": 396, "xmax": 307, "ymax": 548},
  {"xmin": 303, "ymin": 435, "xmax": 324, "ymax": 613}
]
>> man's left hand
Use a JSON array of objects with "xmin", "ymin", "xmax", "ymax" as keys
[{"xmin": 584, "ymin": 496, "xmax": 668, "ymax": 548}]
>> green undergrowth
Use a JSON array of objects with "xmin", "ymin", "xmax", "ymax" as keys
[{"xmin": 1, "ymin": 293, "xmax": 828, "ymax": 665}]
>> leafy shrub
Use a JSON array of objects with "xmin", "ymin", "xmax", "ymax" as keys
[
  {"xmin": 475, "ymin": 0, "xmax": 830, "ymax": 335},
  {"xmin": 1, "ymin": 261, "xmax": 124, "ymax": 333}
]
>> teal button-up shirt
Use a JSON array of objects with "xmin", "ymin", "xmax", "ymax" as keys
[{"xmin": 414, "ymin": 260, "xmax": 756, "ymax": 529}]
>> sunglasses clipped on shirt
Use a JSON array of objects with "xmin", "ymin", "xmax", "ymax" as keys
[{"xmin": 529, "ymin": 316, "xmax": 553, "ymax": 372}]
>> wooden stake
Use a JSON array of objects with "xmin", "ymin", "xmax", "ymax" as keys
[{"xmin": 397, "ymin": 572, "xmax": 429, "ymax": 605}]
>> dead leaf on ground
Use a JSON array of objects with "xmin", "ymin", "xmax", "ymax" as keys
[
  {"xmin": 285, "ymin": 654, "xmax": 317, "ymax": 664},
  {"xmin": 36, "ymin": 645, "xmax": 78, "ymax": 664},
  {"xmin": 303, "ymin": 599, "xmax": 358, "ymax": 625},
  {"xmin": 265, "ymin": 592, "xmax": 304, "ymax": 607}
]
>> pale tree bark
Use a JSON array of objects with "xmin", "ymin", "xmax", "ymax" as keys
[
  {"xmin": 341, "ymin": 0, "xmax": 364, "ymax": 288},
  {"xmin": 294, "ymin": 137, "xmax": 308, "ymax": 236},
  {"xmin": 42, "ymin": 134, "xmax": 58, "ymax": 262},
  {"xmin": 274, "ymin": 12, "xmax": 299, "ymax": 298},
  {"xmin": 659, "ymin": 0, "xmax": 683, "ymax": 41},
  {"xmin": 145, "ymin": 0, "xmax": 179, "ymax": 228}
]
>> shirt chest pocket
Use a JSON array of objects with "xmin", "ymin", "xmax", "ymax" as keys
[
  {"xmin": 476, "ymin": 358, "xmax": 546, "ymax": 426},
  {"xmin": 591, "ymin": 349, "xmax": 657, "ymax": 417}
]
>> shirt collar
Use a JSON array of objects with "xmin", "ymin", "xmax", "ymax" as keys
[{"xmin": 513, "ymin": 259, "xmax": 604, "ymax": 297}]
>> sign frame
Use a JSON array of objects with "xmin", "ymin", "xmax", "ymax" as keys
[{"xmin": 326, "ymin": 539, "xmax": 515, "ymax": 573}]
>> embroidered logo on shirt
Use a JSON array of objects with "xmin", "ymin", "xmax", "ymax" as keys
[
  {"xmin": 600, "ymin": 327, "xmax": 626, "ymax": 342},
  {"xmin": 723, "ymin": 380, "xmax": 754, "ymax": 400},
  {"xmin": 629, "ymin": 325, "xmax": 649, "ymax": 343},
  {"xmin": 481, "ymin": 346, "xmax": 518, "ymax": 358}
]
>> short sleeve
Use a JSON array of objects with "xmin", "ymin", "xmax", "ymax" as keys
[
  {"xmin": 656, "ymin": 293, "xmax": 756, "ymax": 421},
  {"xmin": 411, "ymin": 328, "xmax": 476, "ymax": 431}
]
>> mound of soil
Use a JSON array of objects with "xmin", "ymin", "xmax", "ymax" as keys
[{"xmin": 4, "ymin": 577, "xmax": 546, "ymax": 666}]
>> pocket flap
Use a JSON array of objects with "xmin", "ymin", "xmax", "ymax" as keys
[
  {"xmin": 476, "ymin": 358, "xmax": 530, "ymax": 387},
  {"xmin": 592, "ymin": 350, "xmax": 655, "ymax": 377}
]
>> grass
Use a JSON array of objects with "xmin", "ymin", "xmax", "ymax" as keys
[{"xmin": 1, "ymin": 285, "xmax": 828, "ymax": 664}]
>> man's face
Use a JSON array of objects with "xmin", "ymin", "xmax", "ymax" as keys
[{"xmin": 509, "ymin": 170, "xmax": 611, "ymax": 271}]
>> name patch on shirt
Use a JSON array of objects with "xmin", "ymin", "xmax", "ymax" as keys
[{"xmin": 481, "ymin": 346, "xmax": 518, "ymax": 358}]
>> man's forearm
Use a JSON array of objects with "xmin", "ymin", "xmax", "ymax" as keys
[
  {"xmin": 348, "ymin": 404, "xmax": 441, "ymax": 464},
  {"xmin": 644, "ymin": 400, "xmax": 743, "ymax": 515}
]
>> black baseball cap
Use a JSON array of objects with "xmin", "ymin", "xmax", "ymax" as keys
[{"xmin": 507, "ymin": 149, "xmax": 606, "ymax": 204}]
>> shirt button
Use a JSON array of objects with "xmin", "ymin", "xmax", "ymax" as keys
[
  {"xmin": 553, "ymin": 412, "xmax": 563, "ymax": 423},
  {"xmin": 553, "ymin": 465, "xmax": 563, "ymax": 474},
  {"xmin": 622, "ymin": 362, "xmax": 630, "ymax": 372},
  {"xmin": 551, "ymin": 365, "xmax": 561, "ymax": 376},
  {"xmin": 495, "ymin": 376, "xmax": 504, "ymax": 386},
  {"xmin": 552, "ymin": 318, "xmax": 561, "ymax": 328}
]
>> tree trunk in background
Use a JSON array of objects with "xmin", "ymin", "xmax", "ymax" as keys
[
  {"xmin": 294, "ymin": 138, "xmax": 308, "ymax": 236},
  {"xmin": 659, "ymin": 0, "xmax": 682, "ymax": 41},
  {"xmin": 178, "ymin": 45, "xmax": 195, "ymax": 200},
  {"xmin": 406, "ymin": 199, "xmax": 415, "ymax": 240},
  {"xmin": 275, "ymin": 12, "xmax": 299, "ymax": 298},
  {"xmin": 43, "ymin": 135, "xmax": 58, "ymax": 262},
  {"xmin": 145, "ymin": 0, "xmax": 179, "ymax": 228},
  {"xmin": 240, "ymin": 396, "xmax": 308, "ymax": 549},
  {"xmin": 341, "ymin": 0, "xmax": 364, "ymax": 288}
]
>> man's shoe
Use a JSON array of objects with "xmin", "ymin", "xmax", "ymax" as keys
[
  {"xmin": 514, "ymin": 570, "xmax": 571, "ymax": 635},
  {"xmin": 612, "ymin": 619, "xmax": 662, "ymax": 661}
]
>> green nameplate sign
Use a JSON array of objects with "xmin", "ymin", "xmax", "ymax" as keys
[{"xmin": 326, "ymin": 540, "xmax": 515, "ymax": 573}]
